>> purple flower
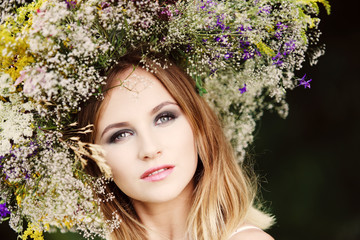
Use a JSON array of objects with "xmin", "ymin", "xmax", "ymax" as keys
[
  {"xmin": 274, "ymin": 22, "xmax": 288, "ymax": 39},
  {"xmin": 272, "ymin": 40, "xmax": 296, "ymax": 66},
  {"xmin": 216, "ymin": 15, "xmax": 227, "ymax": 31},
  {"xmin": 237, "ymin": 25, "xmax": 252, "ymax": 34},
  {"xmin": 272, "ymin": 58, "xmax": 283, "ymax": 66},
  {"xmin": 276, "ymin": 22, "xmax": 287, "ymax": 30},
  {"xmin": 185, "ymin": 44, "xmax": 192, "ymax": 53},
  {"xmin": 274, "ymin": 31, "xmax": 282, "ymax": 39},
  {"xmin": 214, "ymin": 35, "xmax": 228, "ymax": 43},
  {"xmin": 224, "ymin": 52, "xmax": 233, "ymax": 59},
  {"xmin": 243, "ymin": 50, "xmax": 253, "ymax": 60},
  {"xmin": 237, "ymin": 26, "xmax": 245, "ymax": 34},
  {"xmin": 298, "ymin": 74, "xmax": 312, "ymax": 89},
  {"xmin": 0, "ymin": 202, "xmax": 11, "ymax": 219},
  {"xmin": 239, "ymin": 39, "xmax": 250, "ymax": 49},
  {"xmin": 101, "ymin": 2, "xmax": 110, "ymax": 9},
  {"xmin": 209, "ymin": 68, "xmax": 217, "ymax": 76},
  {"xmin": 258, "ymin": 5, "xmax": 271, "ymax": 15},
  {"xmin": 283, "ymin": 40, "xmax": 296, "ymax": 55},
  {"xmin": 272, "ymin": 52, "xmax": 284, "ymax": 66},
  {"xmin": 239, "ymin": 84, "xmax": 247, "ymax": 94},
  {"xmin": 158, "ymin": 8, "xmax": 173, "ymax": 21},
  {"xmin": 200, "ymin": 0, "xmax": 217, "ymax": 10},
  {"xmin": 65, "ymin": 0, "xmax": 76, "ymax": 9}
]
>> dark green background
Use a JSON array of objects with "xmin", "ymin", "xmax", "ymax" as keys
[{"xmin": 1, "ymin": 1, "xmax": 359, "ymax": 239}]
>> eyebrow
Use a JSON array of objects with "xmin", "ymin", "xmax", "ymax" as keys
[{"xmin": 100, "ymin": 101, "xmax": 178, "ymax": 139}]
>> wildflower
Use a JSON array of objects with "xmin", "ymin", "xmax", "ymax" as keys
[
  {"xmin": 0, "ymin": 202, "xmax": 11, "ymax": 219},
  {"xmin": 224, "ymin": 52, "xmax": 233, "ymax": 59},
  {"xmin": 101, "ymin": 2, "xmax": 110, "ymax": 9},
  {"xmin": 200, "ymin": 0, "xmax": 217, "ymax": 10},
  {"xmin": 258, "ymin": 6, "xmax": 271, "ymax": 15},
  {"xmin": 239, "ymin": 84, "xmax": 247, "ymax": 94},
  {"xmin": 283, "ymin": 40, "xmax": 296, "ymax": 55},
  {"xmin": 158, "ymin": 7, "xmax": 173, "ymax": 21},
  {"xmin": 22, "ymin": 223, "xmax": 44, "ymax": 240},
  {"xmin": 65, "ymin": 0, "xmax": 77, "ymax": 9},
  {"xmin": 214, "ymin": 35, "xmax": 228, "ymax": 44},
  {"xmin": 275, "ymin": 22, "xmax": 288, "ymax": 39},
  {"xmin": 239, "ymin": 40, "xmax": 250, "ymax": 49},
  {"xmin": 243, "ymin": 50, "xmax": 253, "ymax": 60},
  {"xmin": 272, "ymin": 52, "xmax": 283, "ymax": 66},
  {"xmin": 215, "ymin": 15, "xmax": 228, "ymax": 31},
  {"xmin": 298, "ymin": 74, "xmax": 312, "ymax": 89}
]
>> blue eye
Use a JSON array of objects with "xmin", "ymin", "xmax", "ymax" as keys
[
  {"xmin": 155, "ymin": 111, "xmax": 177, "ymax": 125},
  {"xmin": 109, "ymin": 130, "xmax": 133, "ymax": 143}
]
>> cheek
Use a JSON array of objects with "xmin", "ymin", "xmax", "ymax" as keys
[
  {"xmin": 103, "ymin": 145, "xmax": 136, "ymax": 181},
  {"xmin": 181, "ymin": 120, "xmax": 196, "ymax": 151},
  {"xmin": 104, "ymin": 147, "xmax": 140, "ymax": 198},
  {"xmin": 170, "ymin": 118, "xmax": 197, "ymax": 163}
]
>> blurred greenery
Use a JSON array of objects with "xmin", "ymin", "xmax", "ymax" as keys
[{"xmin": 1, "ymin": 1, "xmax": 359, "ymax": 240}]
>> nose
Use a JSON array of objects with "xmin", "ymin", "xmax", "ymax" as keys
[{"xmin": 137, "ymin": 131, "xmax": 162, "ymax": 161}]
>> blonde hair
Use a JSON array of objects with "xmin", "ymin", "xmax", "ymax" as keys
[{"xmin": 78, "ymin": 53, "xmax": 274, "ymax": 239}]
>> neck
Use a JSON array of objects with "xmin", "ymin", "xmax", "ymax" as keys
[{"xmin": 132, "ymin": 181, "xmax": 194, "ymax": 240}]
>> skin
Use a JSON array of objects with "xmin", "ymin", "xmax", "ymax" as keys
[
  {"xmin": 229, "ymin": 225, "xmax": 274, "ymax": 240},
  {"xmin": 95, "ymin": 67, "xmax": 274, "ymax": 240},
  {"xmin": 96, "ymin": 68, "xmax": 198, "ymax": 239}
]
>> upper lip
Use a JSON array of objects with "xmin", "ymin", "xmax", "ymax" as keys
[{"xmin": 140, "ymin": 165, "xmax": 175, "ymax": 179}]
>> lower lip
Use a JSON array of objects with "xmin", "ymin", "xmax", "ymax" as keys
[{"xmin": 142, "ymin": 167, "xmax": 174, "ymax": 182}]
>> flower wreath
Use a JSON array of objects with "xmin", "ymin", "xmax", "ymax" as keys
[{"xmin": 0, "ymin": 0, "xmax": 330, "ymax": 239}]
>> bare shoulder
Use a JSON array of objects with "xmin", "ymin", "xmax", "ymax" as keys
[{"xmin": 229, "ymin": 227, "xmax": 274, "ymax": 240}]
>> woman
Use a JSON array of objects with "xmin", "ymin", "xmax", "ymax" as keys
[
  {"xmin": 78, "ymin": 53, "xmax": 274, "ymax": 240},
  {"xmin": 0, "ymin": 1, "xmax": 328, "ymax": 239}
]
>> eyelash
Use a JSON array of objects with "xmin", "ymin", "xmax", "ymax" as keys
[
  {"xmin": 154, "ymin": 111, "xmax": 177, "ymax": 126},
  {"xmin": 108, "ymin": 111, "xmax": 178, "ymax": 144},
  {"xmin": 109, "ymin": 130, "xmax": 133, "ymax": 144}
]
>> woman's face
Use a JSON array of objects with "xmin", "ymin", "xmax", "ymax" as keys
[{"xmin": 95, "ymin": 68, "xmax": 198, "ymax": 204}]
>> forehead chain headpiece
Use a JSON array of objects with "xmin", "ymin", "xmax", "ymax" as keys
[{"xmin": 0, "ymin": 0, "xmax": 329, "ymax": 238}]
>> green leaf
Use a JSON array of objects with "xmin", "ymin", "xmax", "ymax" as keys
[
  {"xmin": 194, "ymin": 75, "xmax": 207, "ymax": 96},
  {"xmin": 1, "ymin": 217, "xmax": 10, "ymax": 222}
]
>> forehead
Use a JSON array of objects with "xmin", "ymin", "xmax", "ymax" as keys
[
  {"xmin": 98, "ymin": 67, "xmax": 176, "ymax": 122},
  {"xmin": 106, "ymin": 67, "xmax": 173, "ymax": 102},
  {"xmin": 109, "ymin": 67, "xmax": 155, "ymax": 95}
]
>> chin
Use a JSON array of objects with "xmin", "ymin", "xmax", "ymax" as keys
[
  {"xmin": 141, "ymin": 186, "xmax": 187, "ymax": 203},
  {"xmin": 131, "ymin": 179, "xmax": 195, "ymax": 204}
]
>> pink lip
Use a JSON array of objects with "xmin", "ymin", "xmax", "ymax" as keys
[{"xmin": 140, "ymin": 165, "xmax": 175, "ymax": 182}]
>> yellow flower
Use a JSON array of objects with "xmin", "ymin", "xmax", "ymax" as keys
[
  {"xmin": 0, "ymin": 0, "xmax": 47, "ymax": 81},
  {"xmin": 256, "ymin": 41, "xmax": 275, "ymax": 57},
  {"xmin": 62, "ymin": 216, "xmax": 74, "ymax": 230},
  {"xmin": 22, "ymin": 223, "xmax": 44, "ymax": 240},
  {"xmin": 44, "ymin": 223, "xmax": 50, "ymax": 231},
  {"xmin": 0, "ymin": 24, "xmax": 34, "ymax": 81},
  {"xmin": 16, "ymin": 195, "xmax": 22, "ymax": 207},
  {"xmin": 64, "ymin": 220, "xmax": 73, "ymax": 230}
]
